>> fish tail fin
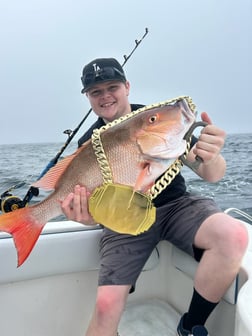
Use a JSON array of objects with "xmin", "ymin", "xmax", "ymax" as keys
[{"xmin": 0, "ymin": 207, "xmax": 46, "ymax": 267}]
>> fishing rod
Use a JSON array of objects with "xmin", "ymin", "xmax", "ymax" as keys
[
  {"xmin": 122, "ymin": 27, "xmax": 148, "ymax": 67},
  {"xmin": 0, "ymin": 27, "xmax": 149, "ymax": 213}
]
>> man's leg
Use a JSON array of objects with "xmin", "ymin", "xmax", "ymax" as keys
[
  {"xmin": 194, "ymin": 213, "xmax": 248, "ymax": 301},
  {"xmin": 85, "ymin": 284, "xmax": 131, "ymax": 336},
  {"xmin": 183, "ymin": 212, "xmax": 248, "ymax": 331}
]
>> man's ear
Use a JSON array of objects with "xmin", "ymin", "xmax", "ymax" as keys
[{"xmin": 125, "ymin": 81, "xmax": 130, "ymax": 96}]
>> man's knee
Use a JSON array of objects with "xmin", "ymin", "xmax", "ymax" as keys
[
  {"xmin": 197, "ymin": 213, "xmax": 249, "ymax": 259},
  {"xmin": 227, "ymin": 218, "xmax": 248, "ymax": 255},
  {"xmin": 95, "ymin": 286, "xmax": 129, "ymax": 317},
  {"xmin": 217, "ymin": 216, "xmax": 248, "ymax": 259}
]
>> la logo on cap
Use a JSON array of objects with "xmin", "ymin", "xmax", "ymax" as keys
[{"xmin": 92, "ymin": 63, "xmax": 101, "ymax": 77}]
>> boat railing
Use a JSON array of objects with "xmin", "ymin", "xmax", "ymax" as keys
[{"xmin": 224, "ymin": 208, "xmax": 252, "ymax": 224}]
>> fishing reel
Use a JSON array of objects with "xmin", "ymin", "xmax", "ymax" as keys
[
  {"xmin": 0, "ymin": 186, "xmax": 39, "ymax": 213},
  {"xmin": 0, "ymin": 192, "xmax": 24, "ymax": 213}
]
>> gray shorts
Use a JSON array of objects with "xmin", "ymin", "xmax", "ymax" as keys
[{"xmin": 98, "ymin": 192, "xmax": 221, "ymax": 290}]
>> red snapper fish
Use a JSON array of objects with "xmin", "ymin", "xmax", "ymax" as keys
[{"xmin": 0, "ymin": 97, "xmax": 196, "ymax": 266}]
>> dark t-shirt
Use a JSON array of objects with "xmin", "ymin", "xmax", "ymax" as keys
[{"xmin": 78, "ymin": 104, "xmax": 196, "ymax": 207}]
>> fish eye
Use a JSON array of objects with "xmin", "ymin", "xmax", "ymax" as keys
[{"xmin": 149, "ymin": 114, "xmax": 158, "ymax": 123}]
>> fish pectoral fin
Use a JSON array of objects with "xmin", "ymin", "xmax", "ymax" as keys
[{"xmin": 134, "ymin": 163, "xmax": 153, "ymax": 192}]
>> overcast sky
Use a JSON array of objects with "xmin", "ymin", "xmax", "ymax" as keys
[{"xmin": 0, "ymin": 0, "xmax": 251, "ymax": 144}]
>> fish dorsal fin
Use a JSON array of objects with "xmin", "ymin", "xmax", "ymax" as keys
[{"xmin": 33, "ymin": 146, "xmax": 83, "ymax": 190}]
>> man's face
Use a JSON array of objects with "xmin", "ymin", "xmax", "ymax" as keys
[{"xmin": 86, "ymin": 80, "xmax": 131, "ymax": 123}]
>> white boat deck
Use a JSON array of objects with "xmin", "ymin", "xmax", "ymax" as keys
[{"xmin": 119, "ymin": 299, "xmax": 180, "ymax": 336}]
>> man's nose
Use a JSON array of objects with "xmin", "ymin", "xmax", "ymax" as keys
[{"xmin": 100, "ymin": 89, "xmax": 111, "ymax": 97}]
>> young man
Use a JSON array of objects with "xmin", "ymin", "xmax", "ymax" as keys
[{"xmin": 61, "ymin": 58, "xmax": 248, "ymax": 336}]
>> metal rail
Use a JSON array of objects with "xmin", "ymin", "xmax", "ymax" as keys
[{"xmin": 224, "ymin": 208, "xmax": 252, "ymax": 224}]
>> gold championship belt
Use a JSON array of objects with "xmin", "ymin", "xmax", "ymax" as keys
[{"xmin": 89, "ymin": 96, "xmax": 203, "ymax": 235}]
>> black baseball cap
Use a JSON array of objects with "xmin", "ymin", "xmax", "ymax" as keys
[{"xmin": 81, "ymin": 58, "xmax": 127, "ymax": 93}]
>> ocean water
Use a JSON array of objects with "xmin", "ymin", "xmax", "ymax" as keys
[{"xmin": 0, "ymin": 133, "xmax": 251, "ymax": 220}]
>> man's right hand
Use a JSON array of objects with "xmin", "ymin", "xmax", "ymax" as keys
[{"xmin": 60, "ymin": 185, "xmax": 96, "ymax": 225}]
